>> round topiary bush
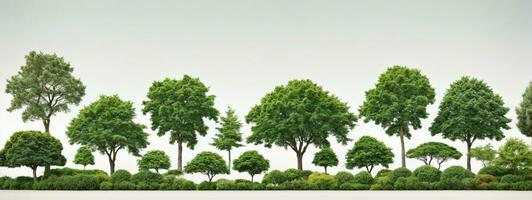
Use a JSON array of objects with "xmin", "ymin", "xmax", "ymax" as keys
[
  {"xmin": 477, "ymin": 166, "xmax": 511, "ymax": 177},
  {"xmin": 413, "ymin": 165, "xmax": 441, "ymax": 182},
  {"xmin": 131, "ymin": 170, "xmax": 164, "ymax": 184},
  {"xmin": 197, "ymin": 181, "xmax": 217, "ymax": 190},
  {"xmin": 353, "ymin": 171, "xmax": 373, "ymax": 185},
  {"xmin": 173, "ymin": 178, "xmax": 196, "ymax": 190},
  {"xmin": 393, "ymin": 177, "xmax": 425, "ymax": 190},
  {"xmin": 462, "ymin": 178, "xmax": 478, "ymax": 190},
  {"xmin": 116, "ymin": 181, "xmax": 136, "ymax": 190},
  {"xmin": 475, "ymin": 174, "xmax": 496, "ymax": 184},
  {"xmin": 335, "ymin": 171, "xmax": 355, "ymax": 185},
  {"xmin": 262, "ymin": 170, "xmax": 286, "ymax": 184},
  {"xmin": 441, "ymin": 166, "xmax": 474, "ymax": 180},
  {"xmin": 389, "ymin": 167, "xmax": 412, "ymax": 183},
  {"xmin": 111, "ymin": 170, "xmax": 131, "ymax": 183},
  {"xmin": 375, "ymin": 169, "xmax": 391, "ymax": 178},
  {"xmin": 307, "ymin": 172, "xmax": 336, "ymax": 190},
  {"xmin": 100, "ymin": 181, "xmax": 113, "ymax": 190}
]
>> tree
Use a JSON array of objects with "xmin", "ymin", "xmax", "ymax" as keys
[
  {"xmin": 66, "ymin": 95, "xmax": 149, "ymax": 174},
  {"xmin": 211, "ymin": 107, "xmax": 243, "ymax": 174},
  {"xmin": 516, "ymin": 82, "xmax": 532, "ymax": 138},
  {"xmin": 345, "ymin": 136, "xmax": 394, "ymax": 173},
  {"xmin": 138, "ymin": 150, "xmax": 171, "ymax": 173},
  {"xmin": 312, "ymin": 148, "xmax": 338, "ymax": 174},
  {"xmin": 0, "ymin": 131, "xmax": 66, "ymax": 181},
  {"xmin": 469, "ymin": 144, "xmax": 497, "ymax": 167},
  {"xmin": 406, "ymin": 142, "xmax": 462, "ymax": 169},
  {"xmin": 494, "ymin": 138, "xmax": 532, "ymax": 172},
  {"xmin": 246, "ymin": 79, "xmax": 357, "ymax": 170},
  {"xmin": 184, "ymin": 151, "xmax": 228, "ymax": 182},
  {"xmin": 233, "ymin": 150, "xmax": 270, "ymax": 182},
  {"xmin": 74, "ymin": 146, "xmax": 95, "ymax": 169},
  {"xmin": 142, "ymin": 76, "xmax": 219, "ymax": 171},
  {"xmin": 430, "ymin": 77, "xmax": 511, "ymax": 170},
  {"xmin": 359, "ymin": 66, "xmax": 435, "ymax": 168}
]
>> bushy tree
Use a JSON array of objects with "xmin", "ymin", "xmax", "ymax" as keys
[
  {"xmin": 138, "ymin": 150, "xmax": 171, "ymax": 173},
  {"xmin": 346, "ymin": 136, "xmax": 394, "ymax": 173},
  {"xmin": 142, "ymin": 76, "xmax": 219, "ymax": 171},
  {"xmin": 74, "ymin": 146, "xmax": 95, "ymax": 169},
  {"xmin": 184, "ymin": 151, "xmax": 228, "ymax": 182},
  {"xmin": 430, "ymin": 77, "xmax": 511, "ymax": 170},
  {"xmin": 67, "ymin": 95, "xmax": 149, "ymax": 174},
  {"xmin": 359, "ymin": 66, "xmax": 435, "ymax": 168},
  {"xmin": 494, "ymin": 138, "xmax": 532, "ymax": 172},
  {"xmin": 406, "ymin": 142, "xmax": 462, "ymax": 169},
  {"xmin": 232, "ymin": 150, "xmax": 270, "ymax": 182},
  {"xmin": 516, "ymin": 82, "xmax": 532, "ymax": 138},
  {"xmin": 0, "ymin": 131, "xmax": 66, "ymax": 181},
  {"xmin": 246, "ymin": 79, "xmax": 357, "ymax": 170},
  {"xmin": 211, "ymin": 107, "xmax": 243, "ymax": 174},
  {"xmin": 469, "ymin": 144, "xmax": 497, "ymax": 167},
  {"xmin": 312, "ymin": 147, "xmax": 338, "ymax": 174}
]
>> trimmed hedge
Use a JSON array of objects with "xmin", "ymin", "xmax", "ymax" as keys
[{"xmin": 413, "ymin": 165, "xmax": 441, "ymax": 182}]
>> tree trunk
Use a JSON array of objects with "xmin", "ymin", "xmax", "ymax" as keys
[
  {"xmin": 324, "ymin": 166, "xmax": 328, "ymax": 174},
  {"xmin": 466, "ymin": 142, "xmax": 472, "ymax": 171},
  {"xmin": 177, "ymin": 141, "xmax": 183, "ymax": 172},
  {"xmin": 43, "ymin": 119, "xmax": 51, "ymax": 175},
  {"xmin": 251, "ymin": 174, "xmax": 254, "ymax": 182},
  {"xmin": 83, "ymin": 165, "xmax": 86, "ymax": 170},
  {"xmin": 296, "ymin": 151, "xmax": 303, "ymax": 170},
  {"xmin": 108, "ymin": 155, "xmax": 116, "ymax": 174},
  {"xmin": 31, "ymin": 166, "xmax": 37, "ymax": 182},
  {"xmin": 228, "ymin": 150, "xmax": 231, "ymax": 174},
  {"xmin": 156, "ymin": 168, "xmax": 159, "ymax": 174},
  {"xmin": 399, "ymin": 125, "xmax": 406, "ymax": 168}
]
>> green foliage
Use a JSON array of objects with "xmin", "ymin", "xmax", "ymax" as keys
[
  {"xmin": 462, "ymin": 178, "xmax": 478, "ymax": 190},
  {"xmin": 44, "ymin": 167, "xmax": 107, "ymax": 177},
  {"xmin": 131, "ymin": 170, "xmax": 164, "ymax": 184},
  {"xmin": 494, "ymin": 138, "xmax": 532, "ymax": 172},
  {"xmin": 500, "ymin": 174, "xmax": 527, "ymax": 183},
  {"xmin": 477, "ymin": 165, "xmax": 512, "ymax": 177},
  {"xmin": 430, "ymin": 77, "xmax": 511, "ymax": 170},
  {"xmin": 197, "ymin": 181, "xmax": 217, "ymax": 190},
  {"xmin": 74, "ymin": 146, "xmax": 95, "ymax": 168},
  {"xmin": 216, "ymin": 181, "xmax": 264, "ymax": 190},
  {"xmin": 434, "ymin": 178, "xmax": 464, "ymax": 190},
  {"xmin": 66, "ymin": 95, "xmax": 148, "ymax": 174},
  {"xmin": 406, "ymin": 142, "xmax": 462, "ymax": 169},
  {"xmin": 475, "ymin": 174, "xmax": 496, "ymax": 184},
  {"xmin": 334, "ymin": 171, "xmax": 355, "ymax": 185},
  {"xmin": 283, "ymin": 168, "xmax": 311, "ymax": 182},
  {"xmin": 142, "ymin": 76, "xmax": 219, "ymax": 171},
  {"xmin": 338, "ymin": 183, "xmax": 371, "ymax": 190},
  {"xmin": 262, "ymin": 170, "xmax": 286, "ymax": 184},
  {"xmin": 346, "ymin": 136, "xmax": 394, "ymax": 173},
  {"xmin": 116, "ymin": 181, "xmax": 136, "ymax": 190},
  {"xmin": 516, "ymin": 82, "xmax": 532, "ymax": 137},
  {"xmin": 5, "ymin": 51, "xmax": 85, "ymax": 131},
  {"xmin": 353, "ymin": 171, "xmax": 374, "ymax": 185},
  {"xmin": 394, "ymin": 177, "xmax": 426, "ymax": 190},
  {"xmin": 172, "ymin": 178, "xmax": 197, "ymax": 190},
  {"xmin": 164, "ymin": 169, "xmax": 184, "ymax": 176},
  {"xmin": 184, "ymin": 151, "xmax": 229, "ymax": 182},
  {"xmin": 375, "ymin": 169, "xmax": 391, "ymax": 178},
  {"xmin": 370, "ymin": 176, "xmax": 393, "ymax": 190},
  {"xmin": 138, "ymin": 150, "xmax": 171, "ymax": 173},
  {"xmin": 312, "ymin": 148, "xmax": 338, "ymax": 173},
  {"xmin": 413, "ymin": 165, "xmax": 441, "ymax": 182},
  {"xmin": 111, "ymin": 169, "xmax": 131, "ymax": 183},
  {"xmin": 246, "ymin": 79, "xmax": 357, "ymax": 170},
  {"xmin": 469, "ymin": 144, "xmax": 497, "ymax": 167},
  {"xmin": 307, "ymin": 172, "xmax": 336, "ymax": 190},
  {"xmin": 212, "ymin": 107, "xmax": 244, "ymax": 172},
  {"xmin": 232, "ymin": 150, "xmax": 270, "ymax": 182},
  {"xmin": 441, "ymin": 166, "xmax": 474, "ymax": 180},
  {"xmin": 0, "ymin": 130, "xmax": 66, "ymax": 180},
  {"xmin": 100, "ymin": 181, "xmax": 113, "ymax": 190},
  {"xmin": 389, "ymin": 167, "xmax": 413, "ymax": 184}
]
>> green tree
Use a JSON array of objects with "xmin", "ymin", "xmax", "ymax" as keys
[
  {"xmin": 494, "ymin": 138, "xmax": 532, "ymax": 172},
  {"xmin": 516, "ymin": 82, "xmax": 532, "ymax": 138},
  {"xmin": 138, "ymin": 150, "xmax": 171, "ymax": 173},
  {"xmin": 312, "ymin": 148, "xmax": 338, "ymax": 174},
  {"xmin": 469, "ymin": 144, "xmax": 497, "ymax": 167},
  {"xmin": 346, "ymin": 136, "xmax": 394, "ymax": 173},
  {"xmin": 406, "ymin": 142, "xmax": 462, "ymax": 169},
  {"xmin": 430, "ymin": 77, "xmax": 511, "ymax": 170},
  {"xmin": 0, "ymin": 131, "xmax": 66, "ymax": 181},
  {"xmin": 233, "ymin": 150, "xmax": 270, "ymax": 182},
  {"xmin": 142, "ymin": 76, "xmax": 219, "ymax": 171},
  {"xmin": 184, "ymin": 151, "xmax": 228, "ymax": 182},
  {"xmin": 359, "ymin": 66, "xmax": 435, "ymax": 168},
  {"xmin": 211, "ymin": 107, "xmax": 243, "ymax": 174},
  {"xmin": 246, "ymin": 79, "xmax": 357, "ymax": 170},
  {"xmin": 66, "ymin": 95, "xmax": 149, "ymax": 174},
  {"xmin": 74, "ymin": 146, "xmax": 95, "ymax": 169}
]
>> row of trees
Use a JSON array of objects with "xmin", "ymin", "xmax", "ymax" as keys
[{"xmin": 1, "ymin": 51, "xmax": 531, "ymax": 180}]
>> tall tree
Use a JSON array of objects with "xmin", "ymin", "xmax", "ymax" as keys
[
  {"xmin": 430, "ymin": 77, "xmax": 511, "ymax": 170},
  {"xmin": 74, "ymin": 146, "xmax": 95, "ymax": 169},
  {"xmin": 184, "ymin": 151, "xmax": 229, "ymax": 182},
  {"xmin": 359, "ymin": 66, "xmax": 435, "ymax": 168},
  {"xmin": 233, "ymin": 150, "xmax": 270, "ymax": 182},
  {"xmin": 142, "ymin": 76, "xmax": 219, "ymax": 171},
  {"xmin": 345, "ymin": 136, "xmax": 394, "ymax": 173},
  {"xmin": 312, "ymin": 147, "xmax": 338, "ymax": 174},
  {"xmin": 0, "ymin": 131, "xmax": 66, "ymax": 181},
  {"xmin": 211, "ymin": 107, "xmax": 243, "ymax": 174},
  {"xmin": 516, "ymin": 82, "xmax": 532, "ymax": 139},
  {"xmin": 66, "ymin": 95, "xmax": 149, "ymax": 174},
  {"xmin": 406, "ymin": 142, "xmax": 462, "ymax": 169},
  {"xmin": 137, "ymin": 150, "xmax": 171, "ymax": 173},
  {"xmin": 246, "ymin": 79, "xmax": 357, "ymax": 170}
]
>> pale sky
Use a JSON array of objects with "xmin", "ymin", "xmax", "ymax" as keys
[{"xmin": 0, "ymin": 0, "xmax": 531, "ymax": 182}]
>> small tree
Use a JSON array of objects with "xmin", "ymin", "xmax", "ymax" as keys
[
  {"xmin": 312, "ymin": 148, "xmax": 338, "ymax": 174},
  {"xmin": 516, "ymin": 82, "xmax": 532, "ymax": 139},
  {"xmin": 184, "ymin": 151, "xmax": 228, "ymax": 182},
  {"xmin": 233, "ymin": 150, "xmax": 270, "ymax": 182},
  {"xmin": 406, "ymin": 142, "xmax": 462, "ymax": 169},
  {"xmin": 494, "ymin": 138, "xmax": 532, "ymax": 172},
  {"xmin": 211, "ymin": 107, "xmax": 243, "ymax": 174},
  {"xmin": 346, "ymin": 136, "xmax": 394, "ymax": 173},
  {"xmin": 74, "ymin": 146, "xmax": 95, "ymax": 169},
  {"xmin": 138, "ymin": 150, "xmax": 171, "ymax": 173},
  {"xmin": 0, "ymin": 131, "xmax": 66, "ymax": 181},
  {"xmin": 469, "ymin": 144, "xmax": 497, "ymax": 167}
]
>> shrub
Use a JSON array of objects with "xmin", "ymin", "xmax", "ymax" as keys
[
  {"xmin": 164, "ymin": 169, "xmax": 184, "ymax": 176},
  {"xmin": 335, "ymin": 171, "xmax": 355, "ymax": 185},
  {"xmin": 197, "ymin": 181, "xmax": 217, "ymax": 190},
  {"xmin": 307, "ymin": 172, "xmax": 336, "ymax": 190},
  {"xmin": 262, "ymin": 170, "xmax": 286, "ymax": 184},
  {"xmin": 353, "ymin": 171, "xmax": 373, "ymax": 185},
  {"xmin": 441, "ymin": 166, "xmax": 474, "ymax": 180},
  {"xmin": 475, "ymin": 174, "xmax": 496, "ymax": 184},
  {"xmin": 279, "ymin": 180, "xmax": 311, "ymax": 190},
  {"xmin": 477, "ymin": 166, "xmax": 511, "ymax": 177},
  {"xmin": 500, "ymin": 174, "xmax": 527, "ymax": 183},
  {"xmin": 370, "ymin": 176, "xmax": 393, "ymax": 190},
  {"xmin": 511, "ymin": 181, "xmax": 532, "ymax": 190},
  {"xmin": 100, "ymin": 181, "xmax": 113, "ymax": 190},
  {"xmin": 413, "ymin": 165, "xmax": 441, "ymax": 182},
  {"xmin": 131, "ymin": 170, "xmax": 163, "ymax": 184},
  {"xmin": 339, "ymin": 183, "xmax": 370, "ymax": 190},
  {"xmin": 44, "ymin": 167, "xmax": 107, "ymax": 177},
  {"xmin": 375, "ymin": 169, "xmax": 391, "ymax": 178},
  {"xmin": 49, "ymin": 174, "xmax": 101, "ymax": 190},
  {"xmin": 389, "ymin": 167, "xmax": 412, "ymax": 184},
  {"xmin": 462, "ymin": 178, "xmax": 478, "ymax": 190},
  {"xmin": 434, "ymin": 178, "xmax": 464, "ymax": 190},
  {"xmin": 173, "ymin": 178, "xmax": 196, "ymax": 190},
  {"xmin": 111, "ymin": 170, "xmax": 131, "ymax": 183},
  {"xmin": 283, "ymin": 169, "xmax": 310, "ymax": 182},
  {"xmin": 116, "ymin": 181, "xmax": 136, "ymax": 190},
  {"xmin": 394, "ymin": 177, "xmax": 425, "ymax": 190}
]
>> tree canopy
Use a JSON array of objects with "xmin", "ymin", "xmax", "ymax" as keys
[
  {"xmin": 74, "ymin": 146, "xmax": 95, "ymax": 169},
  {"xmin": 406, "ymin": 142, "xmax": 462, "ymax": 169},
  {"xmin": 138, "ymin": 150, "xmax": 171, "ymax": 173},
  {"xmin": 469, "ymin": 144, "xmax": 497, "ymax": 167},
  {"xmin": 211, "ymin": 107, "xmax": 243, "ymax": 174},
  {"xmin": 494, "ymin": 138, "xmax": 532, "ymax": 172},
  {"xmin": 184, "ymin": 151, "xmax": 228, "ymax": 182},
  {"xmin": 312, "ymin": 147, "xmax": 338, "ymax": 174},
  {"xmin": 142, "ymin": 75, "xmax": 219, "ymax": 171},
  {"xmin": 516, "ymin": 82, "xmax": 532, "ymax": 138},
  {"xmin": 246, "ymin": 79, "xmax": 357, "ymax": 170},
  {"xmin": 232, "ymin": 150, "xmax": 270, "ymax": 182},
  {"xmin": 66, "ymin": 95, "xmax": 149, "ymax": 174},
  {"xmin": 346, "ymin": 136, "xmax": 394, "ymax": 173},
  {"xmin": 359, "ymin": 66, "xmax": 435, "ymax": 168},
  {"xmin": 430, "ymin": 76, "xmax": 511, "ymax": 170},
  {"xmin": 0, "ymin": 131, "xmax": 66, "ymax": 181}
]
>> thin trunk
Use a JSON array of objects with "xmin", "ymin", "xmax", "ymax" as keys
[
  {"xmin": 177, "ymin": 141, "xmax": 183, "ymax": 172},
  {"xmin": 438, "ymin": 162, "xmax": 442, "ymax": 170},
  {"xmin": 156, "ymin": 168, "xmax": 159, "ymax": 174},
  {"xmin": 324, "ymin": 166, "xmax": 328, "ymax": 174},
  {"xmin": 251, "ymin": 174, "xmax": 254, "ymax": 182},
  {"xmin": 296, "ymin": 151, "xmax": 303, "ymax": 170},
  {"xmin": 31, "ymin": 166, "xmax": 37, "ymax": 182},
  {"xmin": 108, "ymin": 153, "xmax": 116, "ymax": 174},
  {"xmin": 83, "ymin": 165, "xmax": 86, "ymax": 170},
  {"xmin": 43, "ymin": 119, "xmax": 51, "ymax": 175},
  {"xmin": 466, "ymin": 142, "xmax": 472, "ymax": 171},
  {"xmin": 228, "ymin": 150, "xmax": 231, "ymax": 174},
  {"xmin": 399, "ymin": 125, "xmax": 406, "ymax": 168}
]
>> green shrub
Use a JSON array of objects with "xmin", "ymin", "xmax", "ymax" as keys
[
  {"xmin": 279, "ymin": 180, "xmax": 311, "ymax": 190},
  {"xmin": 335, "ymin": 171, "xmax": 355, "ymax": 185},
  {"xmin": 197, "ymin": 181, "xmax": 217, "ymax": 190},
  {"xmin": 434, "ymin": 178, "xmax": 464, "ymax": 190},
  {"xmin": 462, "ymin": 178, "xmax": 478, "ymax": 190},
  {"xmin": 164, "ymin": 169, "xmax": 183, "ymax": 176},
  {"xmin": 375, "ymin": 169, "xmax": 391, "ymax": 178},
  {"xmin": 394, "ymin": 177, "xmax": 425, "ymax": 190},
  {"xmin": 262, "ymin": 170, "xmax": 286, "ymax": 184},
  {"xmin": 116, "ymin": 181, "xmax": 136, "ymax": 190},
  {"xmin": 511, "ymin": 181, "xmax": 532, "ymax": 190},
  {"xmin": 307, "ymin": 172, "xmax": 336, "ymax": 190},
  {"xmin": 173, "ymin": 178, "xmax": 196, "ymax": 190},
  {"xmin": 44, "ymin": 167, "xmax": 108, "ymax": 177},
  {"xmin": 339, "ymin": 183, "xmax": 370, "ymax": 190},
  {"xmin": 413, "ymin": 165, "xmax": 441, "ymax": 182},
  {"xmin": 131, "ymin": 170, "xmax": 163, "ymax": 184},
  {"xmin": 389, "ymin": 167, "xmax": 412, "ymax": 184},
  {"xmin": 441, "ymin": 166, "xmax": 474, "ymax": 180},
  {"xmin": 370, "ymin": 176, "xmax": 393, "ymax": 190},
  {"xmin": 499, "ymin": 174, "xmax": 526, "ymax": 183},
  {"xmin": 0, "ymin": 177, "xmax": 14, "ymax": 189},
  {"xmin": 283, "ymin": 169, "xmax": 311, "ymax": 182},
  {"xmin": 477, "ymin": 166, "xmax": 511, "ymax": 177},
  {"xmin": 353, "ymin": 171, "xmax": 373, "ymax": 185},
  {"xmin": 48, "ymin": 174, "xmax": 101, "ymax": 190},
  {"xmin": 475, "ymin": 174, "xmax": 496, "ymax": 184},
  {"xmin": 100, "ymin": 181, "xmax": 113, "ymax": 190},
  {"xmin": 111, "ymin": 170, "xmax": 131, "ymax": 183}
]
